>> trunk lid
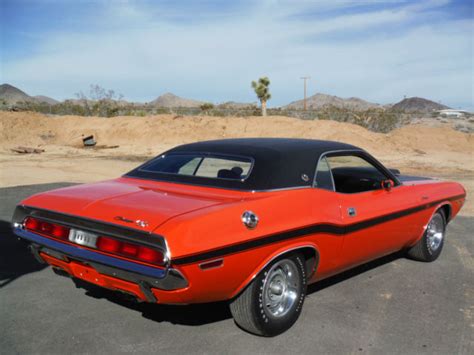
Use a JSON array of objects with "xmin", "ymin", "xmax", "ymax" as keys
[{"xmin": 22, "ymin": 178, "xmax": 237, "ymax": 232}]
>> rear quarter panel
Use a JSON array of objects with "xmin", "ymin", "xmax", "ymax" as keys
[{"xmin": 155, "ymin": 188, "xmax": 344, "ymax": 303}]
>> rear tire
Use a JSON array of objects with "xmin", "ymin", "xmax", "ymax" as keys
[
  {"xmin": 229, "ymin": 253, "xmax": 307, "ymax": 336},
  {"xmin": 407, "ymin": 210, "xmax": 446, "ymax": 262}
]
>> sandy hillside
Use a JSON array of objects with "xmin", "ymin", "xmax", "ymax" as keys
[{"xmin": 0, "ymin": 111, "xmax": 472, "ymax": 215}]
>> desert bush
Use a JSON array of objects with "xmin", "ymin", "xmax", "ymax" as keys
[
  {"xmin": 75, "ymin": 84, "xmax": 123, "ymax": 117},
  {"xmin": 200, "ymin": 103, "xmax": 214, "ymax": 112}
]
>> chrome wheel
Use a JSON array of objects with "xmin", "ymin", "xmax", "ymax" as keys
[
  {"xmin": 263, "ymin": 259, "xmax": 300, "ymax": 318},
  {"xmin": 426, "ymin": 214, "xmax": 444, "ymax": 252}
]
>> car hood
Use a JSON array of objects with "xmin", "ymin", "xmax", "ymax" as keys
[{"xmin": 21, "ymin": 178, "xmax": 238, "ymax": 232}]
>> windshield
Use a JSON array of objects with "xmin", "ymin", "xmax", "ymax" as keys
[{"xmin": 139, "ymin": 153, "xmax": 253, "ymax": 181}]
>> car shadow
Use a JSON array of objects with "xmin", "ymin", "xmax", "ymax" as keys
[
  {"xmin": 71, "ymin": 251, "xmax": 407, "ymax": 326},
  {"xmin": 0, "ymin": 219, "xmax": 47, "ymax": 288},
  {"xmin": 72, "ymin": 278, "xmax": 232, "ymax": 325},
  {"xmin": 307, "ymin": 250, "xmax": 406, "ymax": 295},
  {"xmin": 0, "ymin": 183, "xmax": 77, "ymax": 289}
]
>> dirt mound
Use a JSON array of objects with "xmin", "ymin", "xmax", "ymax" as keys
[{"xmin": 1, "ymin": 112, "xmax": 472, "ymax": 157}]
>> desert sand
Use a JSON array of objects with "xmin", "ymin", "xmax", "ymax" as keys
[{"xmin": 0, "ymin": 111, "xmax": 472, "ymax": 215}]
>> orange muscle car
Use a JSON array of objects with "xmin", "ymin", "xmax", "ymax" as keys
[{"xmin": 12, "ymin": 138, "xmax": 466, "ymax": 336}]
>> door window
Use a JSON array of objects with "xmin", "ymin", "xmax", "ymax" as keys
[{"xmin": 325, "ymin": 155, "xmax": 388, "ymax": 194}]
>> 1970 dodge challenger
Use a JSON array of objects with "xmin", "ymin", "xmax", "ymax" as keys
[{"xmin": 12, "ymin": 138, "xmax": 466, "ymax": 336}]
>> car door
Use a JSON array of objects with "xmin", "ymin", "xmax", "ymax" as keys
[
  {"xmin": 309, "ymin": 155, "xmax": 345, "ymax": 279},
  {"xmin": 324, "ymin": 152, "xmax": 419, "ymax": 268}
]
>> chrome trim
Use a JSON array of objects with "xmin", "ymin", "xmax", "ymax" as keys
[
  {"xmin": 251, "ymin": 186, "xmax": 312, "ymax": 193},
  {"xmin": 348, "ymin": 207, "xmax": 357, "ymax": 217},
  {"xmin": 13, "ymin": 228, "xmax": 188, "ymax": 291},
  {"xmin": 241, "ymin": 211, "xmax": 259, "ymax": 229},
  {"xmin": 199, "ymin": 258, "xmax": 224, "ymax": 270},
  {"xmin": 163, "ymin": 237, "xmax": 172, "ymax": 265},
  {"xmin": 12, "ymin": 205, "xmax": 170, "ymax": 267}
]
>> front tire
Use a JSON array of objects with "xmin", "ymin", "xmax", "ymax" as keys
[
  {"xmin": 407, "ymin": 210, "xmax": 446, "ymax": 262},
  {"xmin": 229, "ymin": 253, "xmax": 307, "ymax": 336}
]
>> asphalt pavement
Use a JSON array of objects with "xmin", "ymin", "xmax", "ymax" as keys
[{"xmin": 1, "ymin": 183, "xmax": 473, "ymax": 354}]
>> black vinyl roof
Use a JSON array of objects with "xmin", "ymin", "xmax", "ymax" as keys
[{"xmin": 126, "ymin": 138, "xmax": 363, "ymax": 191}]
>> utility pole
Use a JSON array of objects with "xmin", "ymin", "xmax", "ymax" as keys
[{"xmin": 300, "ymin": 76, "xmax": 311, "ymax": 111}]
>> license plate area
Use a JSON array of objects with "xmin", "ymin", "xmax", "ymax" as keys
[
  {"xmin": 68, "ymin": 229, "xmax": 98, "ymax": 248},
  {"xmin": 72, "ymin": 263, "xmax": 103, "ymax": 284}
]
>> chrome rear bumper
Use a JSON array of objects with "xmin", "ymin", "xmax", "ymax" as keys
[{"xmin": 13, "ymin": 228, "xmax": 188, "ymax": 301}]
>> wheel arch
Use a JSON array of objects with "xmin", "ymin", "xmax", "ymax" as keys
[
  {"xmin": 230, "ymin": 243, "xmax": 320, "ymax": 299},
  {"xmin": 410, "ymin": 201, "xmax": 453, "ymax": 248},
  {"xmin": 439, "ymin": 203, "xmax": 452, "ymax": 223}
]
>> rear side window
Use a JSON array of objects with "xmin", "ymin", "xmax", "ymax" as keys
[
  {"xmin": 140, "ymin": 153, "xmax": 253, "ymax": 180},
  {"xmin": 314, "ymin": 157, "xmax": 335, "ymax": 191}
]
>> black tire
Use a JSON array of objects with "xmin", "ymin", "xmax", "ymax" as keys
[
  {"xmin": 407, "ymin": 210, "xmax": 446, "ymax": 262},
  {"xmin": 229, "ymin": 253, "xmax": 307, "ymax": 336}
]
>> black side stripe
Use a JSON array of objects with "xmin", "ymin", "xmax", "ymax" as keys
[{"xmin": 172, "ymin": 193, "xmax": 465, "ymax": 265}]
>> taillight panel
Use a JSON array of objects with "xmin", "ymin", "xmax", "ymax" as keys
[
  {"xmin": 25, "ymin": 217, "xmax": 70, "ymax": 240},
  {"xmin": 23, "ymin": 217, "xmax": 165, "ymax": 267}
]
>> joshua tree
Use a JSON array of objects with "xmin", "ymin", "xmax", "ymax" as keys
[{"xmin": 251, "ymin": 77, "xmax": 271, "ymax": 116}]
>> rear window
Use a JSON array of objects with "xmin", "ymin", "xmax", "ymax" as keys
[{"xmin": 139, "ymin": 153, "xmax": 253, "ymax": 181}]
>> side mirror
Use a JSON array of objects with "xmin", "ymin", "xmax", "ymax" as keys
[{"xmin": 381, "ymin": 179, "xmax": 393, "ymax": 191}]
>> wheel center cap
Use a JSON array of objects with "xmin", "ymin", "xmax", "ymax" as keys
[{"xmin": 270, "ymin": 283, "xmax": 283, "ymax": 296}]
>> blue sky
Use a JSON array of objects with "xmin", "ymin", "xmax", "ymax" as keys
[{"xmin": 1, "ymin": 0, "xmax": 472, "ymax": 109}]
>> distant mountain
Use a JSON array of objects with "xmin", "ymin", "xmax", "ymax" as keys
[
  {"xmin": 217, "ymin": 101, "xmax": 257, "ymax": 109},
  {"xmin": 34, "ymin": 95, "xmax": 59, "ymax": 105},
  {"xmin": 284, "ymin": 93, "xmax": 380, "ymax": 111},
  {"xmin": 391, "ymin": 97, "xmax": 450, "ymax": 112},
  {"xmin": 149, "ymin": 93, "xmax": 205, "ymax": 108},
  {"xmin": 0, "ymin": 83, "xmax": 33, "ymax": 104},
  {"xmin": 0, "ymin": 83, "xmax": 59, "ymax": 105}
]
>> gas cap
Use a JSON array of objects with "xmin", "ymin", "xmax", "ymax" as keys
[{"xmin": 242, "ymin": 211, "xmax": 259, "ymax": 229}]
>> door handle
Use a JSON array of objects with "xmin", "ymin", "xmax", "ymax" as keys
[{"xmin": 348, "ymin": 207, "xmax": 357, "ymax": 217}]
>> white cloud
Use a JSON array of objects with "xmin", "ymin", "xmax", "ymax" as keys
[{"xmin": 3, "ymin": 0, "xmax": 472, "ymax": 109}]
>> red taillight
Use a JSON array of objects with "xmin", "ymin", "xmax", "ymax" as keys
[
  {"xmin": 96, "ymin": 236, "xmax": 120, "ymax": 253},
  {"xmin": 39, "ymin": 221, "xmax": 53, "ymax": 234},
  {"xmin": 25, "ymin": 217, "xmax": 39, "ymax": 230},
  {"xmin": 51, "ymin": 225, "xmax": 69, "ymax": 239},
  {"xmin": 24, "ymin": 217, "xmax": 70, "ymax": 240},
  {"xmin": 96, "ymin": 236, "xmax": 164, "ymax": 266},
  {"xmin": 137, "ymin": 246, "xmax": 164, "ymax": 264},
  {"xmin": 24, "ymin": 217, "xmax": 165, "ymax": 267},
  {"xmin": 121, "ymin": 243, "xmax": 138, "ymax": 257}
]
